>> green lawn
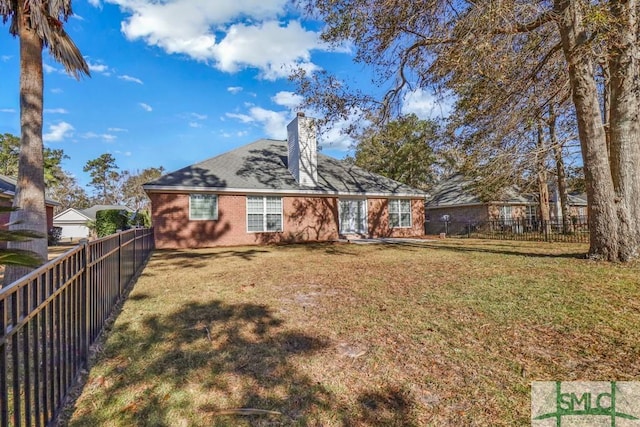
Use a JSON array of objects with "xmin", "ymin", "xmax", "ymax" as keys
[{"xmin": 66, "ymin": 239, "xmax": 640, "ymax": 426}]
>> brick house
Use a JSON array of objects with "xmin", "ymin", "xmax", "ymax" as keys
[
  {"xmin": 144, "ymin": 114, "xmax": 427, "ymax": 249},
  {"xmin": 0, "ymin": 174, "xmax": 59, "ymax": 231},
  {"xmin": 425, "ymin": 174, "xmax": 588, "ymax": 235}
]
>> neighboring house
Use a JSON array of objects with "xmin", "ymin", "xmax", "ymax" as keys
[
  {"xmin": 425, "ymin": 174, "xmax": 588, "ymax": 235},
  {"xmin": 0, "ymin": 174, "xmax": 59, "ymax": 231},
  {"xmin": 549, "ymin": 189, "xmax": 588, "ymax": 221},
  {"xmin": 53, "ymin": 205, "xmax": 134, "ymax": 240},
  {"xmin": 143, "ymin": 114, "xmax": 428, "ymax": 249}
]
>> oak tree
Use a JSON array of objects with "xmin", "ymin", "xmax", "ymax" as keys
[{"xmin": 296, "ymin": 0, "xmax": 640, "ymax": 261}]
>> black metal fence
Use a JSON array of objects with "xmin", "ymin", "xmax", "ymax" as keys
[
  {"xmin": 427, "ymin": 217, "xmax": 589, "ymax": 243},
  {"xmin": 0, "ymin": 228, "xmax": 154, "ymax": 426}
]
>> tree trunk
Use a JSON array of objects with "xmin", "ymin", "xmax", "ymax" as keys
[
  {"xmin": 548, "ymin": 108, "xmax": 571, "ymax": 233},
  {"xmin": 608, "ymin": 0, "xmax": 640, "ymax": 261},
  {"xmin": 552, "ymin": 144, "xmax": 571, "ymax": 232},
  {"xmin": 555, "ymin": 0, "xmax": 619, "ymax": 260},
  {"xmin": 536, "ymin": 124, "xmax": 551, "ymax": 236},
  {"xmin": 4, "ymin": 8, "xmax": 48, "ymax": 285}
]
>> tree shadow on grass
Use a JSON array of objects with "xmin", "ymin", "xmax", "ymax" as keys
[
  {"xmin": 373, "ymin": 239, "xmax": 587, "ymax": 259},
  {"xmin": 140, "ymin": 248, "xmax": 271, "ymax": 277},
  {"xmin": 68, "ymin": 299, "xmax": 421, "ymax": 426}
]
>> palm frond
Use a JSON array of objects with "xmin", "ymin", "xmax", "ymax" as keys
[
  {"xmin": 21, "ymin": 0, "xmax": 90, "ymax": 79},
  {"xmin": 45, "ymin": 24, "xmax": 90, "ymax": 78},
  {"xmin": 0, "ymin": 229, "xmax": 45, "ymax": 241},
  {"xmin": 0, "ymin": 0, "xmax": 18, "ymax": 34},
  {"xmin": 0, "ymin": 248, "xmax": 43, "ymax": 267}
]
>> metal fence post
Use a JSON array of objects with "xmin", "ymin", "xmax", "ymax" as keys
[
  {"xmin": 118, "ymin": 232, "xmax": 122, "ymax": 297},
  {"xmin": 81, "ymin": 241, "xmax": 90, "ymax": 362}
]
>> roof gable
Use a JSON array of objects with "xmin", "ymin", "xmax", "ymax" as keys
[
  {"xmin": 53, "ymin": 208, "xmax": 91, "ymax": 221},
  {"xmin": 144, "ymin": 139, "xmax": 426, "ymax": 197},
  {"xmin": 0, "ymin": 174, "xmax": 60, "ymax": 206}
]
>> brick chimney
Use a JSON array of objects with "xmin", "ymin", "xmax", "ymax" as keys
[{"xmin": 287, "ymin": 112, "xmax": 318, "ymax": 187}]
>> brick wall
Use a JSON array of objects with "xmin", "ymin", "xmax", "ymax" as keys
[
  {"xmin": 368, "ymin": 198, "xmax": 425, "ymax": 238},
  {"xmin": 150, "ymin": 192, "xmax": 425, "ymax": 248}
]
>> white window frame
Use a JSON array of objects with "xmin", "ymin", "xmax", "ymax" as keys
[
  {"xmin": 389, "ymin": 199, "xmax": 412, "ymax": 228},
  {"xmin": 339, "ymin": 198, "xmax": 368, "ymax": 234},
  {"xmin": 525, "ymin": 205, "xmax": 537, "ymax": 223},
  {"xmin": 499, "ymin": 205, "xmax": 513, "ymax": 221},
  {"xmin": 189, "ymin": 194, "xmax": 218, "ymax": 220},
  {"xmin": 246, "ymin": 196, "xmax": 283, "ymax": 233}
]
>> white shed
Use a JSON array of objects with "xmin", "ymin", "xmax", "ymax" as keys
[
  {"xmin": 53, "ymin": 205, "xmax": 134, "ymax": 241},
  {"xmin": 52, "ymin": 208, "xmax": 92, "ymax": 240}
]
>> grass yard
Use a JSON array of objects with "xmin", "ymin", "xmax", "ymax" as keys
[{"xmin": 67, "ymin": 239, "xmax": 640, "ymax": 426}]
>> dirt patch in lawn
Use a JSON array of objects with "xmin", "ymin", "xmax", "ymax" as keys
[{"xmin": 67, "ymin": 240, "xmax": 640, "ymax": 426}]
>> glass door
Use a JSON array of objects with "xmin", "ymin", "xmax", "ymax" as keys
[{"xmin": 339, "ymin": 199, "xmax": 367, "ymax": 234}]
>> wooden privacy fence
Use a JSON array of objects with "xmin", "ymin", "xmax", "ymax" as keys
[{"xmin": 0, "ymin": 228, "xmax": 154, "ymax": 427}]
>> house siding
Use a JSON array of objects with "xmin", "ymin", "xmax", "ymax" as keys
[{"xmin": 151, "ymin": 193, "xmax": 425, "ymax": 248}]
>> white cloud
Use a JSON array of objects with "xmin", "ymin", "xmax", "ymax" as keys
[
  {"xmin": 227, "ymin": 86, "xmax": 243, "ymax": 94},
  {"xmin": 119, "ymin": 74, "xmax": 144, "ymax": 84},
  {"xmin": 227, "ymin": 107, "xmax": 288, "ymax": 139},
  {"xmin": 98, "ymin": 0, "xmax": 323, "ymax": 80},
  {"xmin": 51, "ymin": 88, "xmax": 63, "ymax": 94},
  {"xmin": 190, "ymin": 112, "xmax": 207, "ymax": 120},
  {"xmin": 401, "ymin": 88, "xmax": 452, "ymax": 120},
  {"xmin": 43, "ymin": 64, "xmax": 58, "ymax": 74},
  {"xmin": 139, "ymin": 103, "xmax": 153, "ymax": 112},
  {"xmin": 115, "ymin": 150, "xmax": 133, "ymax": 157},
  {"xmin": 72, "ymin": 14, "xmax": 85, "ymax": 21},
  {"xmin": 82, "ymin": 132, "xmax": 117, "ymax": 142},
  {"xmin": 107, "ymin": 127, "xmax": 128, "ymax": 132},
  {"xmin": 0, "ymin": 108, "xmax": 16, "ymax": 113},
  {"xmin": 213, "ymin": 21, "xmax": 320, "ymax": 80},
  {"xmin": 87, "ymin": 60, "xmax": 110, "ymax": 75},
  {"xmin": 44, "ymin": 122, "xmax": 74, "ymax": 142},
  {"xmin": 227, "ymin": 101, "xmax": 362, "ymax": 151},
  {"xmin": 88, "ymin": 0, "xmax": 101, "ymax": 6},
  {"xmin": 317, "ymin": 117, "xmax": 359, "ymax": 151},
  {"xmin": 1, "ymin": 55, "xmax": 11, "ymax": 62},
  {"xmin": 225, "ymin": 112, "xmax": 254, "ymax": 124},
  {"xmin": 44, "ymin": 108, "xmax": 69, "ymax": 114},
  {"xmin": 188, "ymin": 122, "xmax": 202, "ymax": 128},
  {"xmin": 271, "ymin": 91, "xmax": 303, "ymax": 109}
]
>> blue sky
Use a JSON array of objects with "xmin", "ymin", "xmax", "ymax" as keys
[{"xmin": 0, "ymin": 0, "xmax": 446, "ymax": 188}]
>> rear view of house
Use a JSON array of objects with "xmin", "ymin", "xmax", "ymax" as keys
[{"xmin": 144, "ymin": 114, "xmax": 427, "ymax": 249}]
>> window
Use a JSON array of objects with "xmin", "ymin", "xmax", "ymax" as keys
[
  {"xmin": 525, "ymin": 205, "xmax": 537, "ymax": 223},
  {"xmin": 389, "ymin": 199, "xmax": 412, "ymax": 228},
  {"xmin": 247, "ymin": 196, "xmax": 282, "ymax": 232},
  {"xmin": 190, "ymin": 194, "xmax": 218, "ymax": 220},
  {"xmin": 499, "ymin": 205, "xmax": 512, "ymax": 222}
]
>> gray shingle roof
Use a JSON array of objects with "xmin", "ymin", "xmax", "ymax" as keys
[
  {"xmin": 426, "ymin": 174, "xmax": 533, "ymax": 207},
  {"xmin": 144, "ymin": 139, "xmax": 426, "ymax": 197},
  {"xmin": 0, "ymin": 174, "xmax": 60, "ymax": 206}
]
